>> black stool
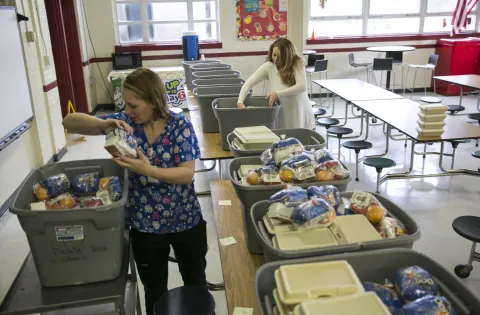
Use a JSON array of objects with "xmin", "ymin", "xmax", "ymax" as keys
[
  {"xmin": 312, "ymin": 107, "xmax": 326, "ymax": 119},
  {"xmin": 342, "ymin": 141, "xmax": 373, "ymax": 181},
  {"xmin": 420, "ymin": 96, "xmax": 441, "ymax": 104},
  {"xmin": 448, "ymin": 139, "xmax": 471, "ymax": 169},
  {"xmin": 468, "ymin": 113, "xmax": 480, "ymax": 147},
  {"xmin": 328, "ymin": 127, "xmax": 353, "ymax": 159},
  {"xmin": 363, "ymin": 157, "xmax": 396, "ymax": 193},
  {"xmin": 317, "ymin": 118, "xmax": 340, "ymax": 149},
  {"xmin": 447, "ymin": 105, "xmax": 465, "ymax": 115},
  {"xmin": 452, "ymin": 216, "xmax": 480, "ymax": 278},
  {"xmin": 154, "ymin": 286, "xmax": 215, "ymax": 315}
]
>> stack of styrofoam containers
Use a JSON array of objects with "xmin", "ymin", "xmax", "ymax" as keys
[
  {"xmin": 270, "ymin": 261, "xmax": 389, "ymax": 315},
  {"xmin": 417, "ymin": 104, "xmax": 448, "ymax": 137},
  {"xmin": 231, "ymin": 126, "xmax": 280, "ymax": 152}
]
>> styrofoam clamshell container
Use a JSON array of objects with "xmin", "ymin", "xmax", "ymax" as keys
[
  {"xmin": 273, "ymin": 228, "xmax": 338, "ymax": 251},
  {"xmin": 256, "ymin": 249, "xmax": 480, "ymax": 315},
  {"xmin": 250, "ymin": 192, "xmax": 420, "ymax": 262},
  {"xmin": 417, "ymin": 112, "xmax": 447, "ymax": 122},
  {"xmin": 419, "ymin": 103, "xmax": 448, "ymax": 115},
  {"xmin": 228, "ymin": 157, "xmax": 351, "ymax": 254},
  {"xmin": 417, "ymin": 119, "xmax": 446, "ymax": 130}
]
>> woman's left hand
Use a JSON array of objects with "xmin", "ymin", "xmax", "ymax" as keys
[
  {"xmin": 266, "ymin": 91, "xmax": 278, "ymax": 107},
  {"xmin": 113, "ymin": 148, "xmax": 152, "ymax": 176}
]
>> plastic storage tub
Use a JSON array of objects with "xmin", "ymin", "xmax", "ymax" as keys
[
  {"xmin": 192, "ymin": 78, "xmax": 245, "ymax": 89},
  {"xmin": 256, "ymin": 248, "xmax": 480, "ymax": 315},
  {"xmin": 228, "ymin": 157, "xmax": 351, "ymax": 254},
  {"xmin": 193, "ymin": 85, "xmax": 252, "ymax": 133},
  {"xmin": 181, "ymin": 60, "xmax": 220, "ymax": 90},
  {"xmin": 192, "ymin": 70, "xmax": 241, "ymax": 81},
  {"xmin": 9, "ymin": 159, "xmax": 129, "ymax": 287},
  {"xmin": 228, "ymin": 128, "xmax": 326, "ymax": 158},
  {"xmin": 250, "ymin": 192, "xmax": 420, "ymax": 262},
  {"xmin": 213, "ymin": 97, "xmax": 282, "ymax": 150}
]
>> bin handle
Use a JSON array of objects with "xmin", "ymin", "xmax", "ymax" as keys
[
  {"xmin": 257, "ymin": 221, "xmax": 273, "ymax": 246},
  {"xmin": 232, "ymin": 171, "xmax": 241, "ymax": 184},
  {"xmin": 264, "ymin": 294, "xmax": 274, "ymax": 315},
  {"xmin": 310, "ymin": 135, "xmax": 320, "ymax": 145}
]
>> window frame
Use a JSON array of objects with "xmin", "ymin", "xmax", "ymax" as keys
[
  {"xmin": 113, "ymin": 0, "xmax": 220, "ymax": 44},
  {"xmin": 307, "ymin": 0, "xmax": 480, "ymax": 38}
]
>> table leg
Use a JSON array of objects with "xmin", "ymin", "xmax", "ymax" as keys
[
  {"xmin": 460, "ymin": 86, "xmax": 464, "ymax": 106},
  {"xmin": 385, "ymin": 52, "xmax": 392, "ymax": 89},
  {"xmin": 477, "ymin": 93, "xmax": 480, "ymax": 111},
  {"xmin": 195, "ymin": 160, "xmax": 218, "ymax": 197}
]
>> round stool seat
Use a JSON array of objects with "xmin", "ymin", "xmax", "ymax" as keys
[
  {"xmin": 342, "ymin": 140, "xmax": 373, "ymax": 151},
  {"xmin": 468, "ymin": 113, "xmax": 480, "ymax": 121},
  {"xmin": 450, "ymin": 139, "xmax": 471, "ymax": 145},
  {"xmin": 169, "ymin": 107, "xmax": 183, "ymax": 114},
  {"xmin": 452, "ymin": 216, "xmax": 480, "ymax": 243},
  {"xmin": 328, "ymin": 127, "xmax": 353, "ymax": 136},
  {"xmin": 312, "ymin": 108, "xmax": 326, "ymax": 117},
  {"xmin": 421, "ymin": 96, "xmax": 442, "ymax": 104},
  {"xmin": 363, "ymin": 157, "xmax": 396, "ymax": 169},
  {"xmin": 472, "ymin": 151, "xmax": 480, "ymax": 159},
  {"xmin": 309, "ymin": 100, "xmax": 316, "ymax": 107},
  {"xmin": 317, "ymin": 118, "xmax": 339, "ymax": 127},
  {"xmin": 447, "ymin": 105, "xmax": 465, "ymax": 114},
  {"xmin": 154, "ymin": 286, "xmax": 215, "ymax": 315}
]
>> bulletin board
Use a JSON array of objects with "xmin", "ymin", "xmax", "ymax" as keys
[{"xmin": 236, "ymin": 0, "xmax": 288, "ymax": 41}]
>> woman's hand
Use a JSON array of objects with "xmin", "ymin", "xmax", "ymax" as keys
[
  {"xmin": 266, "ymin": 92, "xmax": 278, "ymax": 107},
  {"xmin": 102, "ymin": 119, "xmax": 133, "ymax": 135},
  {"xmin": 237, "ymin": 103, "xmax": 246, "ymax": 109},
  {"xmin": 113, "ymin": 148, "xmax": 152, "ymax": 176}
]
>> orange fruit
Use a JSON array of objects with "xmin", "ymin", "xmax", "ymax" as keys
[
  {"xmin": 316, "ymin": 170, "xmax": 332, "ymax": 181},
  {"xmin": 246, "ymin": 171, "xmax": 259, "ymax": 185},
  {"xmin": 279, "ymin": 168, "xmax": 294, "ymax": 183},
  {"xmin": 366, "ymin": 205, "xmax": 385, "ymax": 224}
]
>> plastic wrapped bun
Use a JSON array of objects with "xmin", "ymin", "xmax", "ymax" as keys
[
  {"xmin": 362, "ymin": 281, "xmax": 403, "ymax": 313},
  {"xmin": 395, "ymin": 266, "xmax": 439, "ymax": 303},
  {"xmin": 72, "ymin": 172, "xmax": 100, "ymax": 194},
  {"xmin": 315, "ymin": 160, "xmax": 350, "ymax": 180},
  {"xmin": 399, "ymin": 295, "xmax": 456, "ymax": 315},
  {"xmin": 45, "ymin": 193, "xmax": 76, "ymax": 210},
  {"xmin": 290, "ymin": 198, "xmax": 336, "ymax": 229},
  {"xmin": 271, "ymin": 138, "xmax": 304, "ymax": 165},
  {"xmin": 260, "ymin": 149, "xmax": 276, "ymax": 167},
  {"xmin": 34, "ymin": 173, "xmax": 71, "ymax": 199},
  {"xmin": 306, "ymin": 185, "xmax": 341, "ymax": 212},
  {"xmin": 267, "ymin": 187, "xmax": 307, "ymax": 222},
  {"xmin": 313, "ymin": 148, "xmax": 336, "ymax": 164},
  {"xmin": 105, "ymin": 176, "xmax": 123, "ymax": 201},
  {"xmin": 280, "ymin": 152, "xmax": 316, "ymax": 183}
]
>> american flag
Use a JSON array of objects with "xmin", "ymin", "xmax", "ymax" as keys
[{"xmin": 451, "ymin": 0, "xmax": 479, "ymax": 35}]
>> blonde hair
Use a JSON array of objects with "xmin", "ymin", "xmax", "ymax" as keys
[
  {"xmin": 123, "ymin": 68, "xmax": 169, "ymax": 120},
  {"xmin": 267, "ymin": 38, "xmax": 304, "ymax": 87}
]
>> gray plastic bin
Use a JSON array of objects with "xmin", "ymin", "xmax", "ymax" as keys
[
  {"xmin": 228, "ymin": 157, "xmax": 351, "ymax": 254},
  {"xmin": 256, "ymin": 249, "xmax": 480, "ymax": 315},
  {"xmin": 182, "ymin": 60, "xmax": 220, "ymax": 90},
  {"xmin": 228, "ymin": 128, "xmax": 326, "ymax": 158},
  {"xmin": 212, "ymin": 97, "xmax": 282, "ymax": 151},
  {"xmin": 9, "ymin": 159, "xmax": 129, "ymax": 287},
  {"xmin": 192, "ymin": 78, "xmax": 245, "ymax": 89},
  {"xmin": 251, "ymin": 191, "xmax": 420, "ymax": 262},
  {"xmin": 193, "ymin": 85, "xmax": 252, "ymax": 133},
  {"xmin": 192, "ymin": 70, "xmax": 241, "ymax": 81}
]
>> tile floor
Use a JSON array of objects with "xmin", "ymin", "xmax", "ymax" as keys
[{"xmin": 1, "ymin": 91, "xmax": 479, "ymax": 315}]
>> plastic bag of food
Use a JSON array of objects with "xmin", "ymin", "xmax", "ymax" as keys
[
  {"xmin": 363, "ymin": 281, "xmax": 403, "ymax": 313},
  {"xmin": 399, "ymin": 295, "xmax": 456, "ymax": 315},
  {"xmin": 104, "ymin": 127, "xmax": 138, "ymax": 158},
  {"xmin": 271, "ymin": 138, "xmax": 304, "ymax": 165},
  {"xmin": 376, "ymin": 217, "xmax": 408, "ymax": 239},
  {"xmin": 306, "ymin": 185, "xmax": 341, "ymax": 212},
  {"xmin": 260, "ymin": 149, "xmax": 276, "ymax": 167},
  {"xmin": 313, "ymin": 148, "xmax": 336, "ymax": 164},
  {"xmin": 268, "ymin": 187, "xmax": 308, "ymax": 222},
  {"xmin": 315, "ymin": 160, "xmax": 350, "ymax": 181},
  {"xmin": 290, "ymin": 198, "xmax": 336, "ymax": 228},
  {"xmin": 102, "ymin": 176, "xmax": 123, "ymax": 201},
  {"xmin": 80, "ymin": 197, "xmax": 103, "ymax": 208},
  {"xmin": 395, "ymin": 266, "xmax": 439, "ymax": 303},
  {"xmin": 349, "ymin": 191, "xmax": 387, "ymax": 224},
  {"xmin": 72, "ymin": 172, "xmax": 100, "ymax": 194},
  {"xmin": 257, "ymin": 166, "xmax": 281, "ymax": 185},
  {"xmin": 279, "ymin": 152, "xmax": 316, "ymax": 183},
  {"xmin": 336, "ymin": 197, "xmax": 354, "ymax": 216},
  {"xmin": 33, "ymin": 173, "xmax": 71, "ymax": 201},
  {"xmin": 45, "ymin": 193, "xmax": 76, "ymax": 210}
]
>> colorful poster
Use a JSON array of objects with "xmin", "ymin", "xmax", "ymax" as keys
[
  {"xmin": 164, "ymin": 79, "xmax": 187, "ymax": 108},
  {"xmin": 236, "ymin": 0, "xmax": 288, "ymax": 41}
]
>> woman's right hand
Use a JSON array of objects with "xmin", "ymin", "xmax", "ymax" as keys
[
  {"xmin": 102, "ymin": 119, "xmax": 133, "ymax": 135},
  {"xmin": 237, "ymin": 103, "xmax": 246, "ymax": 109}
]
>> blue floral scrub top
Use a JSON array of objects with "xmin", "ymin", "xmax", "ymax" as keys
[{"xmin": 100, "ymin": 111, "xmax": 202, "ymax": 234}]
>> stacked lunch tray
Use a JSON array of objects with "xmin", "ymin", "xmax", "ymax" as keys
[
  {"xmin": 232, "ymin": 126, "xmax": 280, "ymax": 151},
  {"xmin": 417, "ymin": 104, "xmax": 448, "ymax": 137}
]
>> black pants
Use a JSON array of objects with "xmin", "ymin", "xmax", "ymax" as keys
[{"xmin": 130, "ymin": 220, "xmax": 208, "ymax": 315}]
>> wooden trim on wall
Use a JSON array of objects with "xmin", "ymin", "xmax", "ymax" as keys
[
  {"xmin": 115, "ymin": 41, "xmax": 223, "ymax": 52},
  {"xmin": 43, "ymin": 81, "xmax": 58, "ymax": 92}
]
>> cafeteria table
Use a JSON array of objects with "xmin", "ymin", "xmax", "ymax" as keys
[{"xmin": 433, "ymin": 75, "xmax": 480, "ymax": 111}]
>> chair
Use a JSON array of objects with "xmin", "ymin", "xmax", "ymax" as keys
[
  {"xmin": 363, "ymin": 157, "xmax": 396, "ymax": 193},
  {"xmin": 342, "ymin": 141, "xmax": 373, "ymax": 181},
  {"xmin": 316, "ymin": 118, "xmax": 339, "ymax": 149},
  {"xmin": 448, "ymin": 139, "xmax": 471, "ymax": 169},
  {"xmin": 404, "ymin": 54, "xmax": 439, "ymax": 98},
  {"xmin": 328, "ymin": 127, "xmax": 353, "ymax": 159},
  {"xmin": 154, "ymin": 286, "xmax": 216, "ymax": 315},
  {"xmin": 452, "ymin": 216, "xmax": 480, "ymax": 279},
  {"xmin": 389, "ymin": 51, "xmax": 405, "ymax": 92},
  {"xmin": 306, "ymin": 53, "xmax": 325, "ymax": 68},
  {"xmin": 307, "ymin": 59, "xmax": 329, "ymax": 105},
  {"xmin": 468, "ymin": 113, "xmax": 480, "ymax": 147},
  {"xmin": 348, "ymin": 53, "xmax": 371, "ymax": 81},
  {"xmin": 370, "ymin": 58, "xmax": 395, "ymax": 92}
]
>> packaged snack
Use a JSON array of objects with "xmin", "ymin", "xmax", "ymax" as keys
[
  {"xmin": 399, "ymin": 295, "xmax": 456, "ymax": 315},
  {"xmin": 363, "ymin": 281, "xmax": 403, "ymax": 312},
  {"xmin": 260, "ymin": 149, "xmax": 276, "ymax": 167},
  {"xmin": 280, "ymin": 152, "xmax": 316, "ymax": 183},
  {"xmin": 395, "ymin": 266, "xmax": 439, "ymax": 303},
  {"xmin": 246, "ymin": 170, "xmax": 260, "ymax": 185},
  {"xmin": 307, "ymin": 185, "xmax": 341, "ymax": 212},
  {"xmin": 349, "ymin": 192, "xmax": 387, "ymax": 225},
  {"xmin": 96, "ymin": 189, "xmax": 113, "ymax": 205},
  {"xmin": 72, "ymin": 172, "xmax": 100, "ymax": 194},
  {"xmin": 104, "ymin": 176, "xmax": 123, "ymax": 201},
  {"xmin": 257, "ymin": 166, "xmax": 281, "ymax": 185},
  {"xmin": 80, "ymin": 197, "xmax": 103, "ymax": 208},
  {"xmin": 290, "ymin": 198, "xmax": 336, "ymax": 228},
  {"xmin": 45, "ymin": 193, "xmax": 76, "ymax": 210},
  {"xmin": 271, "ymin": 138, "xmax": 304, "ymax": 165},
  {"xmin": 30, "ymin": 201, "xmax": 47, "ymax": 211},
  {"xmin": 104, "ymin": 128, "xmax": 138, "ymax": 158},
  {"xmin": 315, "ymin": 160, "xmax": 350, "ymax": 180},
  {"xmin": 313, "ymin": 148, "xmax": 336, "ymax": 164},
  {"xmin": 268, "ymin": 187, "xmax": 308, "ymax": 222},
  {"xmin": 376, "ymin": 217, "xmax": 408, "ymax": 239},
  {"xmin": 33, "ymin": 173, "xmax": 71, "ymax": 200},
  {"xmin": 98, "ymin": 177, "xmax": 110, "ymax": 190}
]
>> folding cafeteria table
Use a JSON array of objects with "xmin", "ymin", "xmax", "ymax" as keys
[{"xmin": 433, "ymin": 75, "xmax": 480, "ymax": 112}]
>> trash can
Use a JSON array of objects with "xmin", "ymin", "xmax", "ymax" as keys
[
  {"xmin": 251, "ymin": 192, "xmax": 420, "ymax": 262},
  {"xmin": 193, "ymin": 85, "xmax": 252, "ymax": 133},
  {"xmin": 189, "ymin": 64, "xmax": 233, "ymax": 91},
  {"xmin": 256, "ymin": 248, "xmax": 480, "ymax": 315},
  {"xmin": 9, "ymin": 159, "xmax": 129, "ymax": 287},
  {"xmin": 192, "ymin": 78, "xmax": 246, "ymax": 90},
  {"xmin": 212, "ymin": 97, "xmax": 282, "ymax": 151},
  {"xmin": 228, "ymin": 157, "xmax": 351, "ymax": 254},
  {"xmin": 182, "ymin": 60, "xmax": 220, "ymax": 90},
  {"xmin": 192, "ymin": 70, "xmax": 241, "ymax": 81},
  {"xmin": 228, "ymin": 128, "xmax": 326, "ymax": 158}
]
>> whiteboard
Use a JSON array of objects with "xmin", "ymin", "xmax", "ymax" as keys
[{"xmin": 0, "ymin": 7, "xmax": 33, "ymax": 141}]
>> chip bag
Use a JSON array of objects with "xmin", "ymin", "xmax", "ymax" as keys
[
  {"xmin": 363, "ymin": 281, "xmax": 403, "ymax": 313},
  {"xmin": 102, "ymin": 176, "xmax": 123, "ymax": 201},
  {"xmin": 315, "ymin": 160, "xmax": 350, "ymax": 180},
  {"xmin": 33, "ymin": 173, "xmax": 71, "ymax": 200},
  {"xmin": 268, "ymin": 187, "xmax": 308, "ymax": 222},
  {"xmin": 280, "ymin": 152, "xmax": 316, "ymax": 183},
  {"xmin": 290, "ymin": 198, "xmax": 336, "ymax": 229},
  {"xmin": 399, "ymin": 295, "xmax": 456, "ymax": 315},
  {"xmin": 376, "ymin": 217, "xmax": 408, "ymax": 239},
  {"xmin": 260, "ymin": 149, "xmax": 276, "ymax": 167},
  {"xmin": 306, "ymin": 185, "xmax": 341, "ymax": 212},
  {"xmin": 271, "ymin": 138, "xmax": 304, "ymax": 165},
  {"xmin": 313, "ymin": 148, "xmax": 336, "ymax": 164},
  {"xmin": 395, "ymin": 266, "xmax": 439, "ymax": 303},
  {"xmin": 72, "ymin": 172, "xmax": 100, "ymax": 194}
]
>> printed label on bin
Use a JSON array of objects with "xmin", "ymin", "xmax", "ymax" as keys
[{"xmin": 55, "ymin": 225, "xmax": 84, "ymax": 241}]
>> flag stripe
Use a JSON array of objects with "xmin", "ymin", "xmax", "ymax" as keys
[{"xmin": 452, "ymin": 0, "xmax": 479, "ymax": 35}]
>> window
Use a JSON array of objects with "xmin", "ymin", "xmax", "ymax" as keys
[
  {"xmin": 114, "ymin": 0, "xmax": 219, "ymax": 43},
  {"xmin": 308, "ymin": 0, "xmax": 480, "ymax": 38}
]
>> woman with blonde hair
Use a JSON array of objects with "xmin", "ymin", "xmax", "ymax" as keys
[{"xmin": 237, "ymin": 38, "xmax": 315, "ymax": 129}]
